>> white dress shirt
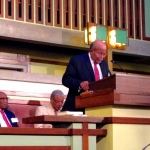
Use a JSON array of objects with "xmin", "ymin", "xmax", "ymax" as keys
[
  {"xmin": 0, "ymin": 109, "xmax": 8, "ymax": 127},
  {"xmin": 88, "ymin": 53, "xmax": 103, "ymax": 79}
]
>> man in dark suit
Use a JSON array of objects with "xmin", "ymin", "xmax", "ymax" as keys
[
  {"xmin": 0, "ymin": 91, "xmax": 18, "ymax": 127},
  {"xmin": 62, "ymin": 40, "xmax": 110, "ymax": 112}
]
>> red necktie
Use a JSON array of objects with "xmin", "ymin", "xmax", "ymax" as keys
[
  {"xmin": 0, "ymin": 110, "xmax": 12, "ymax": 127},
  {"xmin": 94, "ymin": 63, "xmax": 100, "ymax": 81}
]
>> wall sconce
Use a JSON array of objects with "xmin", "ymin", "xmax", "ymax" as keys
[
  {"xmin": 108, "ymin": 26, "xmax": 127, "ymax": 50},
  {"xmin": 85, "ymin": 22, "xmax": 95, "ymax": 45},
  {"xmin": 85, "ymin": 22, "xmax": 128, "ymax": 50},
  {"xmin": 85, "ymin": 22, "xmax": 107, "ymax": 45}
]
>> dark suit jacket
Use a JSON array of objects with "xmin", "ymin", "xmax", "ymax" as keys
[
  {"xmin": 3, "ymin": 109, "xmax": 18, "ymax": 127},
  {"xmin": 62, "ymin": 53, "xmax": 110, "ymax": 112}
]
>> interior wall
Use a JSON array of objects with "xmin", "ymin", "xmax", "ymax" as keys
[
  {"xmin": 112, "ymin": 61, "xmax": 150, "ymax": 75},
  {"xmin": 31, "ymin": 62, "xmax": 66, "ymax": 76},
  {"xmin": 0, "ymin": 39, "xmax": 85, "ymax": 76},
  {"xmin": 0, "ymin": 38, "xmax": 149, "ymax": 76}
]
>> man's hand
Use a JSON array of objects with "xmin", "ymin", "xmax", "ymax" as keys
[{"xmin": 80, "ymin": 81, "xmax": 89, "ymax": 91}]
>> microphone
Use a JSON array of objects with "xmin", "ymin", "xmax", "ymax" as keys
[{"xmin": 111, "ymin": 60, "xmax": 127, "ymax": 74}]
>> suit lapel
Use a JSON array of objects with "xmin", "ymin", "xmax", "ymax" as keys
[
  {"xmin": 84, "ymin": 54, "xmax": 95, "ymax": 80},
  {"xmin": 4, "ymin": 109, "xmax": 12, "ymax": 126},
  {"xmin": 99, "ymin": 60, "xmax": 105, "ymax": 77}
]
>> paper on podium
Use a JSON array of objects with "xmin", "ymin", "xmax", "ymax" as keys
[{"xmin": 57, "ymin": 111, "xmax": 87, "ymax": 116}]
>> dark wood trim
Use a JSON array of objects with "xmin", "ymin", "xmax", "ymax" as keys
[
  {"xmin": 89, "ymin": 0, "xmax": 96, "ymax": 24},
  {"xmin": 72, "ymin": 0, "xmax": 79, "ymax": 30},
  {"xmin": 0, "ymin": 127, "xmax": 107, "ymax": 136},
  {"xmin": 103, "ymin": 117, "xmax": 150, "ymax": 125},
  {"xmin": 0, "ymin": 146, "xmax": 71, "ymax": 150},
  {"xmin": 35, "ymin": 0, "xmax": 44, "ymax": 24},
  {"xmin": 120, "ymin": 0, "xmax": 123, "ymax": 28},
  {"xmin": 26, "ymin": 0, "xmax": 34, "ymax": 23},
  {"xmin": 82, "ymin": 123, "xmax": 88, "ymax": 150},
  {"xmin": 105, "ymin": 0, "xmax": 111, "ymax": 26},
  {"xmin": 127, "ymin": 0, "xmax": 134, "ymax": 38},
  {"xmin": 105, "ymin": 0, "xmax": 109, "ymax": 26},
  {"xmin": 97, "ymin": 0, "xmax": 103, "ymax": 25},
  {"xmin": 134, "ymin": 0, "xmax": 141, "ymax": 39},
  {"xmin": 81, "ymin": 0, "xmax": 88, "ymax": 30},
  {"xmin": 22, "ymin": 115, "xmax": 105, "ymax": 124},
  {"xmin": 0, "ymin": 0, "xmax": 4, "ymax": 17},
  {"xmin": 142, "ymin": 0, "xmax": 146, "ymax": 40},
  {"xmin": 16, "ymin": 0, "xmax": 24, "ymax": 21},
  {"xmin": 45, "ymin": 0, "xmax": 53, "ymax": 26},
  {"xmin": 63, "ymin": 0, "xmax": 71, "ymax": 28},
  {"xmin": 101, "ymin": 0, "xmax": 105, "ymax": 25},
  {"xmin": 72, "ymin": 128, "xmax": 107, "ymax": 136},
  {"xmin": 54, "ymin": 0, "xmax": 62, "ymax": 27},
  {"xmin": 120, "ymin": 0, "xmax": 127, "ymax": 29},
  {"xmin": 5, "ymin": 0, "xmax": 14, "ymax": 19}
]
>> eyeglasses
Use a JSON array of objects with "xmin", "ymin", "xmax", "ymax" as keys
[
  {"xmin": 0, "ymin": 97, "xmax": 9, "ymax": 100},
  {"xmin": 53, "ymin": 99, "xmax": 64, "ymax": 104},
  {"xmin": 96, "ymin": 52, "xmax": 107, "ymax": 57}
]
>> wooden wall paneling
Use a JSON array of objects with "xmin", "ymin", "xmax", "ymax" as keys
[
  {"xmin": 0, "ymin": 0, "xmax": 4, "ymax": 17},
  {"xmin": 89, "ymin": 0, "xmax": 96, "ymax": 24},
  {"xmin": 134, "ymin": 0, "xmax": 141, "ymax": 39},
  {"xmin": 120, "ymin": 0, "xmax": 126, "ymax": 29},
  {"xmin": 81, "ymin": 0, "xmax": 87, "ymax": 30},
  {"xmin": 106, "ymin": 0, "xmax": 111, "ymax": 26},
  {"xmin": 112, "ymin": 0, "xmax": 119, "ymax": 27},
  {"xmin": 103, "ymin": 117, "xmax": 150, "ymax": 125},
  {"xmin": 127, "ymin": 0, "xmax": 134, "ymax": 38},
  {"xmin": 36, "ymin": 0, "xmax": 44, "ymax": 24},
  {"xmin": 54, "ymin": 0, "xmax": 62, "ymax": 27},
  {"xmin": 97, "ymin": 0, "xmax": 103, "ymax": 25},
  {"xmin": 26, "ymin": 0, "xmax": 34, "ymax": 23},
  {"xmin": 63, "ymin": 0, "xmax": 71, "ymax": 28},
  {"xmin": 72, "ymin": 0, "xmax": 79, "ymax": 30},
  {"xmin": 0, "ymin": 146, "xmax": 71, "ymax": 150},
  {"xmin": 45, "ymin": 0, "xmax": 53, "ymax": 26},
  {"xmin": 16, "ymin": 0, "xmax": 24, "ymax": 21},
  {"xmin": 5, "ymin": 0, "xmax": 14, "ymax": 19}
]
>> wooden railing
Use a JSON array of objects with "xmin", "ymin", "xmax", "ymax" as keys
[{"xmin": 0, "ymin": 0, "xmax": 145, "ymax": 40}]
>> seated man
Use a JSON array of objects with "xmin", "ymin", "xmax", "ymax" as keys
[
  {"xmin": 0, "ymin": 91, "xmax": 18, "ymax": 127},
  {"xmin": 34, "ymin": 90, "xmax": 65, "ymax": 128}
]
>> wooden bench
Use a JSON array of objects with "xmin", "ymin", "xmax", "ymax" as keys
[{"xmin": 8, "ymin": 99, "xmax": 49, "ymax": 128}]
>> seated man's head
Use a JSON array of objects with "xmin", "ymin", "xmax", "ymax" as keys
[
  {"xmin": 50, "ymin": 90, "xmax": 65, "ymax": 111},
  {"xmin": 0, "ymin": 92, "xmax": 9, "ymax": 109}
]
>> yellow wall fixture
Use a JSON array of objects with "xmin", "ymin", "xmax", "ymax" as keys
[
  {"xmin": 108, "ymin": 26, "xmax": 127, "ymax": 50},
  {"xmin": 85, "ymin": 22, "xmax": 107, "ymax": 45},
  {"xmin": 85, "ymin": 22, "xmax": 128, "ymax": 50},
  {"xmin": 85, "ymin": 22, "xmax": 95, "ymax": 45}
]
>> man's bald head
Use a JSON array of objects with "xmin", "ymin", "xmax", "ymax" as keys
[{"xmin": 89, "ymin": 40, "xmax": 107, "ymax": 64}]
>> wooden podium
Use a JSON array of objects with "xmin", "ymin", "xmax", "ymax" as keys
[
  {"xmin": 76, "ymin": 73, "xmax": 150, "ymax": 108},
  {"xmin": 22, "ymin": 115, "xmax": 106, "ymax": 150},
  {"xmin": 75, "ymin": 73, "xmax": 150, "ymax": 150}
]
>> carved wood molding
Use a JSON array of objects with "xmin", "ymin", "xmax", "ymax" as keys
[
  {"xmin": 0, "ymin": 146, "xmax": 71, "ymax": 150},
  {"xmin": 0, "ymin": 127, "xmax": 107, "ymax": 136},
  {"xmin": 102, "ymin": 117, "xmax": 150, "ymax": 125}
]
